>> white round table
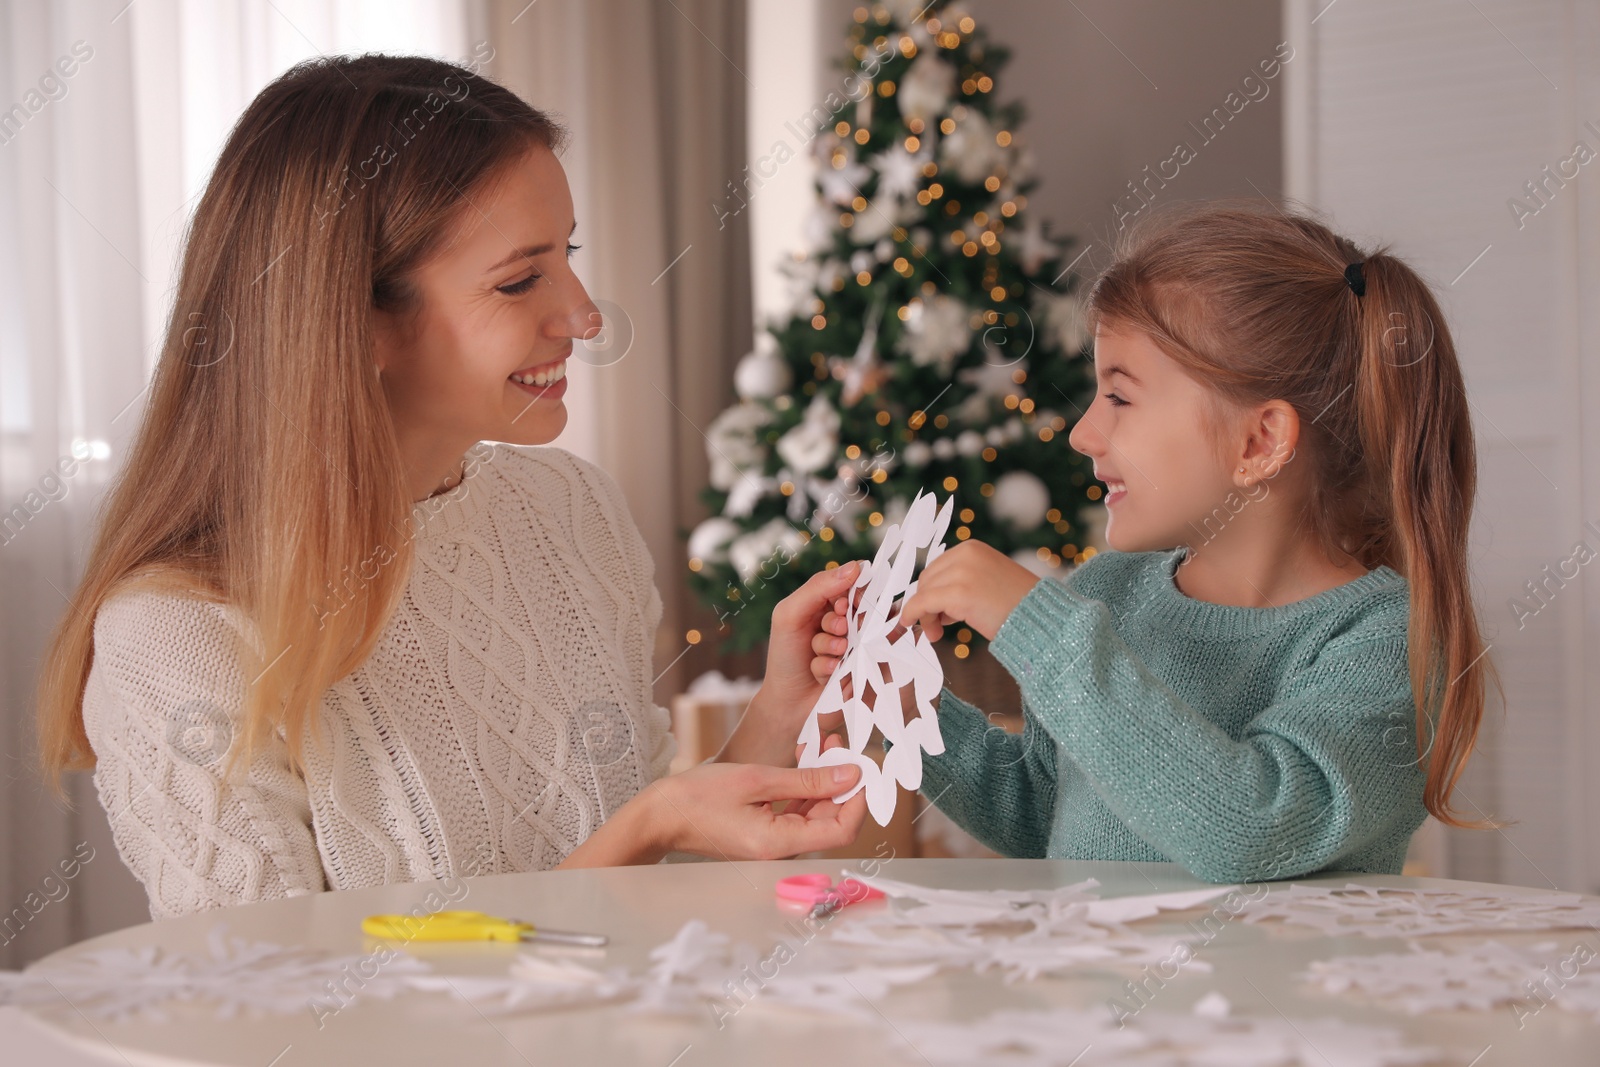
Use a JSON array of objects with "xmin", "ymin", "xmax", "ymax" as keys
[{"xmin": 11, "ymin": 859, "xmax": 1598, "ymax": 1065}]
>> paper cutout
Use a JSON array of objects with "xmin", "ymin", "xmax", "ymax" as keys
[
  {"xmin": 23, "ymin": 874, "xmax": 1583, "ymax": 1047},
  {"xmin": 1303, "ymin": 939, "xmax": 1600, "ymax": 1020},
  {"xmin": 830, "ymin": 873, "xmax": 1232, "ymax": 983},
  {"xmin": 0, "ymin": 925, "xmax": 429, "ymax": 1021},
  {"xmin": 397, "ymin": 880, "xmax": 1246, "ymax": 1020},
  {"xmin": 1240, "ymin": 882, "xmax": 1600, "ymax": 939},
  {"xmin": 850, "ymin": 872, "xmax": 1235, "ymax": 931},
  {"xmin": 409, "ymin": 953, "xmax": 637, "ymax": 1015},
  {"xmin": 797, "ymin": 489, "xmax": 956, "ymax": 825},
  {"xmin": 906, "ymin": 1006, "xmax": 1438, "ymax": 1067},
  {"xmin": 403, "ymin": 918, "xmax": 941, "ymax": 1022},
  {"xmin": 634, "ymin": 918, "xmax": 732, "ymax": 1014},
  {"xmin": 1190, "ymin": 991, "xmax": 1232, "ymax": 1018}
]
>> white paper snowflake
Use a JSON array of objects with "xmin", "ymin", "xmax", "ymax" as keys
[
  {"xmin": 797, "ymin": 488, "xmax": 955, "ymax": 825},
  {"xmin": 821, "ymin": 875, "xmax": 1242, "ymax": 983},
  {"xmin": 1303, "ymin": 939, "xmax": 1600, "ymax": 1021},
  {"xmin": 1240, "ymin": 882, "xmax": 1600, "ymax": 939},
  {"xmin": 908, "ymin": 1004, "xmax": 1438, "ymax": 1067},
  {"xmin": 0, "ymin": 925, "xmax": 430, "ymax": 1022}
]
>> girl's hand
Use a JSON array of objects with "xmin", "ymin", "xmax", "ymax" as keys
[
  {"xmin": 899, "ymin": 540, "xmax": 1040, "ymax": 642},
  {"xmin": 648, "ymin": 757, "xmax": 868, "ymax": 860},
  {"xmin": 718, "ymin": 560, "xmax": 863, "ymax": 767}
]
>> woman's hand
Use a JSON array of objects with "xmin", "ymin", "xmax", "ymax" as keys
[
  {"xmin": 717, "ymin": 560, "xmax": 863, "ymax": 767},
  {"xmin": 811, "ymin": 583, "xmax": 859, "ymax": 684},
  {"xmin": 899, "ymin": 540, "xmax": 1040, "ymax": 642},
  {"xmin": 646, "ymin": 758, "xmax": 868, "ymax": 860},
  {"xmin": 555, "ymin": 738, "xmax": 867, "ymax": 869}
]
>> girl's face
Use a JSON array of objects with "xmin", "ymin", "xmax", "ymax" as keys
[
  {"xmin": 374, "ymin": 144, "xmax": 597, "ymax": 460},
  {"xmin": 1067, "ymin": 323, "xmax": 1248, "ymax": 553}
]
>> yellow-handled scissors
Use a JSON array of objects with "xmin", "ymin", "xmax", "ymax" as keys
[{"xmin": 361, "ymin": 909, "xmax": 607, "ymax": 947}]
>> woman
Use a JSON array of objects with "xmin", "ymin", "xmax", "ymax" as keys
[{"xmin": 35, "ymin": 54, "xmax": 863, "ymax": 920}]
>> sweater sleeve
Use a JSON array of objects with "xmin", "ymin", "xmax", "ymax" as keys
[
  {"xmin": 82, "ymin": 589, "xmax": 328, "ymax": 920},
  {"xmin": 918, "ymin": 687, "xmax": 1058, "ymax": 857},
  {"xmin": 988, "ymin": 578, "xmax": 1425, "ymax": 883}
]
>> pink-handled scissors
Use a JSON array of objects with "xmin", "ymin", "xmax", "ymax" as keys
[{"xmin": 775, "ymin": 874, "xmax": 885, "ymax": 919}]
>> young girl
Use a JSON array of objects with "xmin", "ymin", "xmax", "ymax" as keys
[
  {"xmin": 34, "ymin": 54, "xmax": 866, "ymax": 921},
  {"xmin": 813, "ymin": 205, "xmax": 1501, "ymax": 883}
]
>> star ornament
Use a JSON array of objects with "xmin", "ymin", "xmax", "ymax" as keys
[
  {"xmin": 1016, "ymin": 214, "xmax": 1062, "ymax": 275},
  {"xmin": 796, "ymin": 489, "xmax": 955, "ymax": 825},
  {"xmin": 875, "ymin": 142, "xmax": 930, "ymax": 203},
  {"xmin": 818, "ymin": 154, "xmax": 871, "ymax": 206}
]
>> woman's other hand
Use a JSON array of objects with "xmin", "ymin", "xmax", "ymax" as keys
[
  {"xmin": 717, "ymin": 560, "xmax": 862, "ymax": 766},
  {"xmin": 648, "ymin": 758, "xmax": 868, "ymax": 860}
]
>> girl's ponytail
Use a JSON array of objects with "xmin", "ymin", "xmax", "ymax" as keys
[{"xmin": 1349, "ymin": 251, "xmax": 1502, "ymax": 827}]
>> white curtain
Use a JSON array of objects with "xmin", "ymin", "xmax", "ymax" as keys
[{"xmin": 0, "ymin": 0, "xmax": 483, "ymax": 966}]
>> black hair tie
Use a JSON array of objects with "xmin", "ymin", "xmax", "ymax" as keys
[{"xmin": 1344, "ymin": 261, "xmax": 1366, "ymax": 297}]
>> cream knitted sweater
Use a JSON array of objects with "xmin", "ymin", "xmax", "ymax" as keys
[{"xmin": 82, "ymin": 444, "xmax": 676, "ymax": 920}]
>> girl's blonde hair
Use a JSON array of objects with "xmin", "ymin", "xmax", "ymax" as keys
[
  {"xmin": 1086, "ymin": 203, "xmax": 1502, "ymax": 827},
  {"xmin": 37, "ymin": 54, "xmax": 565, "ymax": 795}
]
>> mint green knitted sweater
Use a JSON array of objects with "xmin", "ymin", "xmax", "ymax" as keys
[{"xmin": 921, "ymin": 547, "xmax": 1427, "ymax": 882}]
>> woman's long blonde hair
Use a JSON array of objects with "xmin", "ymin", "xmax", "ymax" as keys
[
  {"xmin": 1087, "ymin": 203, "xmax": 1503, "ymax": 827},
  {"xmin": 37, "ymin": 54, "xmax": 564, "ymax": 795}
]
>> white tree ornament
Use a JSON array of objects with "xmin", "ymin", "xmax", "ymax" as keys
[{"xmin": 796, "ymin": 489, "xmax": 956, "ymax": 825}]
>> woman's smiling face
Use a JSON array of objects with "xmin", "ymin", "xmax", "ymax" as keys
[
  {"xmin": 374, "ymin": 144, "xmax": 597, "ymax": 479},
  {"xmin": 1067, "ymin": 322, "xmax": 1245, "ymax": 553}
]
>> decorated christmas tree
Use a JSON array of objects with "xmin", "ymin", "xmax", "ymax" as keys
[{"xmin": 688, "ymin": 0, "xmax": 1101, "ymax": 658}]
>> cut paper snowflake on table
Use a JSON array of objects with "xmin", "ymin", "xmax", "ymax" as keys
[
  {"xmin": 413, "ymin": 882, "xmax": 1251, "ymax": 1021},
  {"xmin": 408, "ymin": 918, "xmax": 940, "ymax": 1023},
  {"xmin": 824, "ymin": 874, "xmax": 1239, "ymax": 983},
  {"xmin": 409, "ymin": 952, "xmax": 637, "ymax": 1015},
  {"xmin": 1239, "ymin": 882, "xmax": 1600, "ymax": 939},
  {"xmin": 0, "ymin": 925, "xmax": 430, "ymax": 1021},
  {"xmin": 849, "ymin": 872, "xmax": 1236, "ymax": 933},
  {"xmin": 1302, "ymin": 939, "xmax": 1600, "ymax": 1021},
  {"xmin": 906, "ymin": 1001, "xmax": 1438, "ymax": 1067},
  {"xmin": 797, "ymin": 488, "xmax": 956, "ymax": 826}
]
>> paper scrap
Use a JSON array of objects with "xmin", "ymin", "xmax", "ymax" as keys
[
  {"xmin": 851, "ymin": 872, "xmax": 1235, "ymax": 931},
  {"xmin": 1303, "ymin": 939, "xmax": 1600, "ymax": 1020},
  {"xmin": 0, "ymin": 925, "xmax": 429, "ymax": 1021},
  {"xmin": 832, "ymin": 873, "xmax": 1226, "ymax": 983},
  {"xmin": 1241, "ymin": 882, "xmax": 1600, "ymax": 939},
  {"xmin": 797, "ymin": 488, "xmax": 956, "ymax": 825},
  {"xmin": 906, "ymin": 1005, "xmax": 1438, "ymax": 1067}
]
